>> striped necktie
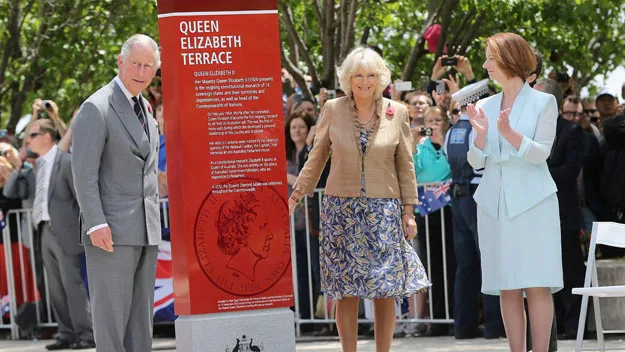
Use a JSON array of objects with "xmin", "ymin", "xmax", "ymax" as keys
[
  {"xmin": 132, "ymin": 96, "xmax": 149, "ymax": 139},
  {"xmin": 32, "ymin": 158, "xmax": 47, "ymax": 226}
]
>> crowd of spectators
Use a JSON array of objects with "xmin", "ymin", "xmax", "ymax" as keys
[{"xmin": 283, "ymin": 47, "xmax": 625, "ymax": 340}]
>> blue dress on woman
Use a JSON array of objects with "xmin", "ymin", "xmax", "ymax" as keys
[{"xmin": 320, "ymin": 126, "xmax": 430, "ymax": 300}]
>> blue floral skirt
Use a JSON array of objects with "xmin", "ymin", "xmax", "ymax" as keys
[{"xmin": 320, "ymin": 195, "xmax": 430, "ymax": 300}]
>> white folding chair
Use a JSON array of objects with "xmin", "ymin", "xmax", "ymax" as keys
[{"xmin": 572, "ymin": 221, "xmax": 625, "ymax": 352}]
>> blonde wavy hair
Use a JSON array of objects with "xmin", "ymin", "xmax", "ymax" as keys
[{"xmin": 336, "ymin": 46, "xmax": 391, "ymax": 99}]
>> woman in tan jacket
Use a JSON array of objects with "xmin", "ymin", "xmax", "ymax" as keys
[{"xmin": 289, "ymin": 47, "xmax": 430, "ymax": 351}]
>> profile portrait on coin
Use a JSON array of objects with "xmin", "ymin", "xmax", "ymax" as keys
[{"xmin": 216, "ymin": 193, "xmax": 274, "ymax": 281}]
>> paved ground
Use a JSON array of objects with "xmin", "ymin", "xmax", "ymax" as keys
[{"xmin": 0, "ymin": 336, "xmax": 624, "ymax": 351}]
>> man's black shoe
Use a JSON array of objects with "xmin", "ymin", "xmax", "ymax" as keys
[
  {"xmin": 455, "ymin": 328, "xmax": 483, "ymax": 339},
  {"xmin": 71, "ymin": 339, "xmax": 96, "ymax": 349},
  {"xmin": 424, "ymin": 325, "xmax": 451, "ymax": 337},
  {"xmin": 557, "ymin": 331, "xmax": 577, "ymax": 340},
  {"xmin": 45, "ymin": 339, "xmax": 72, "ymax": 351}
]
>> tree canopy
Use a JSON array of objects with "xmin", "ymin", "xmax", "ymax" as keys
[
  {"xmin": 280, "ymin": 0, "xmax": 625, "ymax": 98},
  {"xmin": 0, "ymin": 0, "xmax": 158, "ymax": 133},
  {"xmin": 1, "ymin": 0, "xmax": 623, "ymax": 132}
]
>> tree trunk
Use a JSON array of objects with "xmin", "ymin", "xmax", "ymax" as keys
[
  {"xmin": 455, "ymin": 11, "xmax": 484, "ymax": 56},
  {"xmin": 280, "ymin": 44, "xmax": 313, "ymax": 100},
  {"xmin": 278, "ymin": 2, "xmax": 320, "ymax": 89},
  {"xmin": 320, "ymin": 0, "xmax": 336, "ymax": 89}
]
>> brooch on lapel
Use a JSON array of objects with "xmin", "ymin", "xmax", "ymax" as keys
[
  {"xmin": 385, "ymin": 103, "xmax": 395, "ymax": 116},
  {"xmin": 147, "ymin": 104, "xmax": 153, "ymax": 114}
]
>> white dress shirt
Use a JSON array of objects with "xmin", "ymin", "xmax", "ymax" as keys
[{"xmin": 35, "ymin": 145, "xmax": 58, "ymax": 222}]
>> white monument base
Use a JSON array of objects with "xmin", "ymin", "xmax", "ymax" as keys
[{"xmin": 175, "ymin": 308, "xmax": 295, "ymax": 352}]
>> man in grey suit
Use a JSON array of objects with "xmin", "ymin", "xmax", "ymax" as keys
[
  {"xmin": 71, "ymin": 34, "xmax": 161, "ymax": 352},
  {"xmin": 5, "ymin": 119, "xmax": 95, "ymax": 350}
]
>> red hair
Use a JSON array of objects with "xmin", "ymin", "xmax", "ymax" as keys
[{"xmin": 486, "ymin": 33, "xmax": 536, "ymax": 80}]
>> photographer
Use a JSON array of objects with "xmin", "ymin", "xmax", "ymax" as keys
[
  {"xmin": 32, "ymin": 99, "xmax": 68, "ymax": 138},
  {"xmin": 410, "ymin": 106, "xmax": 455, "ymax": 336},
  {"xmin": 429, "ymin": 55, "xmax": 476, "ymax": 97},
  {"xmin": 429, "ymin": 55, "xmax": 477, "ymax": 114}
]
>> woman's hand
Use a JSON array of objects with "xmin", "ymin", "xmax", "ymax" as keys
[
  {"xmin": 288, "ymin": 190, "xmax": 302, "ymax": 215},
  {"xmin": 442, "ymin": 74, "xmax": 460, "ymax": 95},
  {"xmin": 496, "ymin": 108, "xmax": 512, "ymax": 137},
  {"xmin": 432, "ymin": 91, "xmax": 451, "ymax": 111},
  {"xmin": 430, "ymin": 125, "xmax": 445, "ymax": 146},
  {"xmin": 466, "ymin": 103, "xmax": 489, "ymax": 137},
  {"xmin": 410, "ymin": 127, "xmax": 425, "ymax": 148},
  {"xmin": 402, "ymin": 214, "xmax": 417, "ymax": 241},
  {"xmin": 454, "ymin": 55, "xmax": 475, "ymax": 81},
  {"xmin": 431, "ymin": 56, "xmax": 447, "ymax": 81}
]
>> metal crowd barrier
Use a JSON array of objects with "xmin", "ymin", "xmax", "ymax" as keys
[
  {"xmin": 290, "ymin": 183, "xmax": 454, "ymax": 337},
  {"xmin": 1, "ymin": 208, "xmax": 53, "ymax": 339},
  {"xmin": 0, "ymin": 187, "xmax": 452, "ymax": 339},
  {"xmin": 0, "ymin": 199, "xmax": 172, "ymax": 339}
]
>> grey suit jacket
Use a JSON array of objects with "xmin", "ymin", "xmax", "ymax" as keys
[
  {"xmin": 4, "ymin": 151, "xmax": 83, "ymax": 255},
  {"xmin": 71, "ymin": 78, "xmax": 161, "ymax": 246}
]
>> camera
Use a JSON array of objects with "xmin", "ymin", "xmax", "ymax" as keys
[
  {"xmin": 43, "ymin": 100, "xmax": 53, "ymax": 110},
  {"xmin": 441, "ymin": 56, "xmax": 458, "ymax": 66},
  {"xmin": 326, "ymin": 89, "xmax": 336, "ymax": 100},
  {"xmin": 419, "ymin": 127, "xmax": 433, "ymax": 136},
  {"xmin": 0, "ymin": 150, "xmax": 6, "ymax": 157}
]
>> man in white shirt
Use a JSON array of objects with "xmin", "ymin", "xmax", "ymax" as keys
[{"xmin": 26, "ymin": 119, "xmax": 94, "ymax": 350}]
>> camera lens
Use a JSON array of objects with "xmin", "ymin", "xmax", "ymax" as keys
[{"xmin": 44, "ymin": 101, "xmax": 52, "ymax": 109}]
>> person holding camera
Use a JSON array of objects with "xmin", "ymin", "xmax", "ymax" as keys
[
  {"xmin": 32, "ymin": 99, "xmax": 68, "ymax": 138},
  {"xmin": 410, "ymin": 106, "xmax": 456, "ymax": 336},
  {"xmin": 7, "ymin": 120, "xmax": 94, "ymax": 349}
]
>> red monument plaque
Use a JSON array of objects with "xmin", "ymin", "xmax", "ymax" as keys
[{"xmin": 157, "ymin": 0, "xmax": 293, "ymax": 315}]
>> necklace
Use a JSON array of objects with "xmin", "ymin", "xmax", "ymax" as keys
[{"xmin": 358, "ymin": 103, "xmax": 376, "ymax": 126}]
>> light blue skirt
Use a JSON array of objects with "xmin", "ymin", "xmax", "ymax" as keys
[{"xmin": 477, "ymin": 187, "xmax": 563, "ymax": 295}]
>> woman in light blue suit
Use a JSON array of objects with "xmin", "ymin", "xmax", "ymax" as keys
[{"xmin": 466, "ymin": 33, "xmax": 563, "ymax": 352}]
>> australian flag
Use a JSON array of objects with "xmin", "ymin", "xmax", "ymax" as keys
[{"xmin": 416, "ymin": 180, "xmax": 452, "ymax": 216}]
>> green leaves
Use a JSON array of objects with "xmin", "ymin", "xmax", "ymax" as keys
[
  {"xmin": 0, "ymin": 0, "xmax": 159, "ymax": 131},
  {"xmin": 280, "ymin": 0, "xmax": 625, "ymax": 95}
]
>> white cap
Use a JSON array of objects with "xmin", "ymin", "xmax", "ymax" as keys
[
  {"xmin": 451, "ymin": 79, "xmax": 490, "ymax": 107},
  {"xmin": 596, "ymin": 87, "xmax": 618, "ymax": 100}
]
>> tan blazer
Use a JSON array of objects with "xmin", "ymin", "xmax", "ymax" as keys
[{"xmin": 294, "ymin": 96, "xmax": 418, "ymax": 205}]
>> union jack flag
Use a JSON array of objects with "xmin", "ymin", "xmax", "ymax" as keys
[
  {"xmin": 153, "ymin": 229, "xmax": 176, "ymax": 322},
  {"xmin": 432, "ymin": 180, "xmax": 452, "ymax": 202}
]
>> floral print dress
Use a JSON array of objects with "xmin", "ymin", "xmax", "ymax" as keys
[{"xmin": 319, "ymin": 126, "xmax": 430, "ymax": 300}]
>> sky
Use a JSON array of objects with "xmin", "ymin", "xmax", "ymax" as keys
[{"xmin": 581, "ymin": 66, "xmax": 625, "ymax": 102}]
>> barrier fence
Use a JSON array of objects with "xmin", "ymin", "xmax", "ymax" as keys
[
  {"xmin": 0, "ymin": 183, "xmax": 454, "ymax": 339},
  {"xmin": 290, "ymin": 185, "xmax": 453, "ymax": 337}
]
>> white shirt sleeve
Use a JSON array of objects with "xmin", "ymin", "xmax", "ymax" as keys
[
  {"xmin": 87, "ymin": 224, "xmax": 109, "ymax": 235},
  {"xmin": 467, "ymin": 127, "xmax": 490, "ymax": 170}
]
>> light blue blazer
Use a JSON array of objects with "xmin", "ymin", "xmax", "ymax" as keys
[{"xmin": 467, "ymin": 82, "xmax": 558, "ymax": 220}]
